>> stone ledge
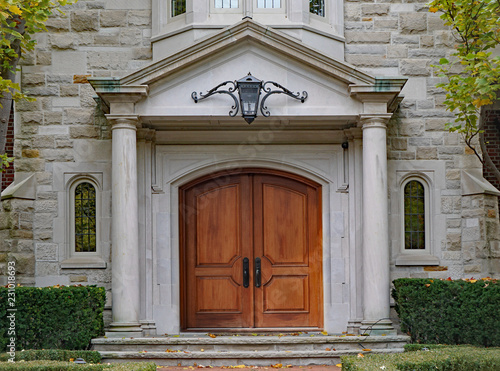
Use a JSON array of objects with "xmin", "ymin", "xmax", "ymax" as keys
[
  {"xmin": 395, "ymin": 254, "xmax": 439, "ymax": 266},
  {"xmin": 61, "ymin": 256, "xmax": 107, "ymax": 269}
]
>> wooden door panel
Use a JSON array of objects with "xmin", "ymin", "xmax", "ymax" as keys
[
  {"xmin": 196, "ymin": 185, "xmax": 240, "ymax": 266},
  {"xmin": 196, "ymin": 277, "xmax": 241, "ymax": 312},
  {"xmin": 262, "ymin": 185, "xmax": 308, "ymax": 265},
  {"xmin": 181, "ymin": 170, "xmax": 322, "ymax": 330},
  {"xmin": 263, "ymin": 275, "xmax": 309, "ymax": 312},
  {"xmin": 181, "ymin": 174, "xmax": 253, "ymax": 329},
  {"xmin": 253, "ymin": 174, "xmax": 322, "ymax": 328}
]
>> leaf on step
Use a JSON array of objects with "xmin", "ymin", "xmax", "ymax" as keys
[
  {"xmin": 271, "ymin": 364, "xmax": 283, "ymax": 368},
  {"xmin": 208, "ymin": 333, "xmax": 217, "ymax": 338},
  {"xmin": 362, "ymin": 349, "xmax": 372, "ymax": 351},
  {"xmin": 321, "ymin": 331, "xmax": 328, "ymax": 336},
  {"xmin": 325, "ymin": 348, "xmax": 331, "ymax": 351},
  {"xmin": 335, "ymin": 364, "xmax": 342, "ymax": 368}
]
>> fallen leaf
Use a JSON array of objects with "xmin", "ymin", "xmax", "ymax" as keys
[
  {"xmin": 425, "ymin": 284, "xmax": 431, "ymax": 287},
  {"xmin": 208, "ymin": 333, "xmax": 217, "ymax": 338},
  {"xmin": 325, "ymin": 348, "xmax": 331, "ymax": 351},
  {"xmin": 336, "ymin": 364, "xmax": 342, "ymax": 368},
  {"xmin": 362, "ymin": 348, "xmax": 371, "ymax": 351},
  {"xmin": 321, "ymin": 331, "xmax": 328, "ymax": 336},
  {"xmin": 357, "ymin": 353, "xmax": 364, "ymax": 358},
  {"xmin": 271, "ymin": 364, "xmax": 283, "ymax": 368},
  {"xmin": 200, "ymin": 349, "xmax": 204, "ymax": 352}
]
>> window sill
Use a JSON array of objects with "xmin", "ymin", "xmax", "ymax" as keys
[
  {"xmin": 61, "ymin": 256, "xmax": 107, "ymax": 269},
  {"xmin": 395, "ymin": 254, "xmax": 439, "ymax": 266}
]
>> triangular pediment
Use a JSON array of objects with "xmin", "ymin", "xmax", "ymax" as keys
[
  {"xmin": 122, "ymin": 18, "xmax": 376, "ymax": 87},
  {"xmin": 90, "ymin": 18, "xmax": 406, "ymax": 124}
]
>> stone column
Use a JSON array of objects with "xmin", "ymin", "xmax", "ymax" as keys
[
  {"xmin": 360, "ymin": 114, "xmax": 396, "ymax": 335},
  {"xmin": 106, "ymin": 115, "xmax": 142, "ymax": 336}
]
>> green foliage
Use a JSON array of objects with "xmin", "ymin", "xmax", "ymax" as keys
[
  {"xmin": 427, "ymin": 0, "xmax": 500, "ymax": 157},
  {"xmin": 0, "ymin": 286, "xmax": 106, "ymax": 351},
  {"xmin": 392, "ymin": 278, "xmax": 500, "ymax": 346},
  {"xmin": 5, "ymin": 350, "xmax": 101, "ymax": 363},
  {"xmin": 341, "ymin": 346, "xmax": 500, "ymax": 371},
  {"xmin": 0, "ymin": 153, "xmax": 13, "ymax": 172},
  {"xmin": 0, "ymin": 361, "xmax": 157, "ymax": 370},
  {"xmin": 404, "ymin": 343, "xmax": 451, "ymax": 352},
  {"xmin": 0, "ymin": 0, "xmax": 77, "ymax": 102},
  {"xmin": 107, "ymin": 364, "xmax": 156, "ymax": 371},
  {"xmin": 0, "ymin": 361, "xmax": 107, "ymax": 370}
]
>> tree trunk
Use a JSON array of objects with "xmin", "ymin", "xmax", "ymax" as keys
[{"xmin": 0, "ymin": 16, "xmax": 26, "ymax": 155}]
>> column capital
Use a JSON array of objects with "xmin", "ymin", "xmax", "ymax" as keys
[
  {"xmin": 359, "ymin": 114, "xmax": 393, "ymax": 130},
  {"xmin": 106, "ymin": 114, "xmax": 140, "ymax": 131}
]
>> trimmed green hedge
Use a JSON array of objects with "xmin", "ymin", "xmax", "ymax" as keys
[
  {"xmin": 341, "ymin": 346, "xmax": 500, "ymax": 371},
  {"xmin": 392, "ymin": 278, "xmax": 500, "ymax": 346},
  {"xmin": 0, "ymin": 286, "xmax": 106, "ymax": 351},
  {"xmin": 0, "ymin": 361, "xmax": 156, "ymax": 370},
  {"xmin": 0, "ymin": 350, "xmax": 101, "ymax": 364}
]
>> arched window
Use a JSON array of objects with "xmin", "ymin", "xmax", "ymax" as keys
[
  {"xmin": 396, "ymin": 173, "xmax": 439, "ymax": 266},
  {"xmin": 404, "ymin": 180, "xmax": 425, "ymax": 250},
  {"xmin": 74, "ymin": 182, "xmax": 97, "ymax": 253},
  {"xmin": 61, "ymin": 173, "xmax": 106, "ymax": 269},
  {"xmin": 310, "ymin": 0, "xmax": 325, "ymax": 16}
]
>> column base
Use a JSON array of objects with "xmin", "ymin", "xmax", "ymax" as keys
[
  {"xmin": 140, "ymin": 320, "xmax": 157, "ymax": 336},
  {"xmin": 360, "ymin": 320, "xmax": 397, "ymax": 336},
  {"xmin": 105, "ymin": 322, "xmax": 143, "ymax": 338}
]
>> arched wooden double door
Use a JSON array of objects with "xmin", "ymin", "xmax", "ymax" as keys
[{"xmin": 180, "ymin": 169, "xmax": 323, "ymax": 330}]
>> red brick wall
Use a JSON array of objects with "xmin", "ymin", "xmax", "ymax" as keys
[
  {"xmin": 1, "ymin": 102, "xmax": 14, "ymax": 192},
  {"xmin": 483, "ymin": 109, "xmax": 500, "ymax": 216}
]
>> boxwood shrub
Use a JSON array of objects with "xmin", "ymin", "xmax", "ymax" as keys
[
  {"xmin": 0, "ymin": 361, "xmax": 157, "ymax": 370},
  {"xmin": 392, "ymin": 278, "xmax": 500, "ymax": 346},
  {"xmin": 341, "ymin": 346, "xmax": 500, "ymax": 371},
  {"xmin": 0, "ymin": 286, "xmax": 106, "ymax": 351},
  {"xmin": 2, "ymin": 350, "xmax": 102, "ymax": 363}
]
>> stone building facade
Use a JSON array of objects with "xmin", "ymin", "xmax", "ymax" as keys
[{"xmin": 1, "ymin": 0, "xmax": 499, "ymax": 336}]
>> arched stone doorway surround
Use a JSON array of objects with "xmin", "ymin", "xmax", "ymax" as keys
[{"xmin": 151, "ymin": 147, "xmax": 349, "ymax": 334}]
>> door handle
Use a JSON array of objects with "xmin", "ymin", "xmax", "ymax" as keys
[
  {"xmin": 243, "ymin": 257, "xmax": 249, "ymax": 288},
  {"xmin": 255, "ymin": 257, "xmax": 261, "ymax": 288}
]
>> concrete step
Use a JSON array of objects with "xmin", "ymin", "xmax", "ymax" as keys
[
  {"xmin": 92, "ymin": 335, "xmax": 409, "ymax": 366},
  {"xmin": 97, "ymin": 349, "xmax": 403, "ymax": 366}
]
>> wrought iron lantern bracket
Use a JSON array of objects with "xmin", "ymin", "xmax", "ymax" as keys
[
  {"xmin": 191, "ymin": 73, "xmax": 307, "ymax": 124},
  {"xmin": 191, "ymin": 80, "xmax": 239, "ymax": 117}
]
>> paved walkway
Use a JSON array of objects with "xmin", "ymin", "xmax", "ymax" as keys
[{"xmin": 158, "ymin": 366, "xmax": 341, "ymax": 370}]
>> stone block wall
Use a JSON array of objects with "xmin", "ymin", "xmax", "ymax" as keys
[
  {"xmin": 1, "ymin": 0, "xmax": 152, "ymax": 292},
  {"xmin": 1, "ymin": 0, "xmax": 499, "ymax": 293},
  {"xmin": 344, "ymin": 0, "xmax": 500, "ymax": 279},
  {"xmin": 0, "ymin": 199, "xmax": 36, "ymax": 286}
]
